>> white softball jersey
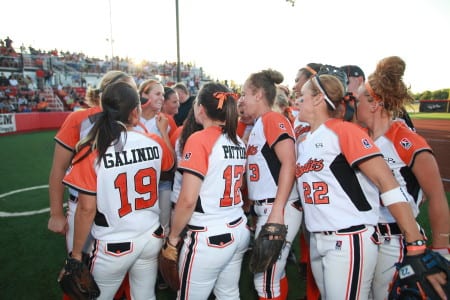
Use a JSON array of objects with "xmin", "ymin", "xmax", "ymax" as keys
[
  {"xmin": 178, "ymin": 126, "xmax": 247, "ymax": 226},
  {"xmin": 246, "ymin": 111, "xmax": 298, "ymax": 202},
  {"xmin": 375, "ymin": 120, "xmax": 431, "ymax": 223},
  {"xmin": 296, "ymin": 119, "xmax": 382, "ymax": 233},
  {"xmin": 63, "ymin": 130, "xmax": 174, "ymax": 241}
]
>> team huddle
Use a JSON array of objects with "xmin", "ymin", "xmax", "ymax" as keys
[{"xmin": 48, "ymin": 56, "xmax": 449, "ymax": 300}]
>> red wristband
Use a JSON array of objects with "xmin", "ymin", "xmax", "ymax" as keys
[{"xmin": 406, "ymin": 244, "xmax": 427, "ymax": 252}]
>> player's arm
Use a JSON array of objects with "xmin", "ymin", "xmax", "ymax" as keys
[
  {"xmin": 156, "ymin": 113, "xmax": 175, "ymax": 155},
  {"xmin": 168, "ymin": 172, "xmax": 202, "ymax": 246},
  {"xmin": 48, "ymin": 143, "xmax": 73, "ymax": 234},
  {"xmin": 358, "ymin": 156, "xmax": 424, "ymax": 245},
  {"xmin": 412, "ymin": 151, "xmax": 450, "ymax": 250},
  {"xmin": 359, "ymin": 155, "xmax": 448, "ymax": 297},
  {"xmin": 71, "ymin": 192, "xmax": 96, "ymax": 261},
  {"xmin": 268, "ymin": 137, "xmax": 296, "ymax": 225}
]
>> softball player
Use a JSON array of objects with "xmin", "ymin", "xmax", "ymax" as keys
[
  {"xmin": 169, "ymin": 107, "xmax": 202, "ymax": 207},
  {"xmin": 63, "ymin": 81, "xmax": 174, "ymax": 299},
  {"xmin": 240, "ymin": 69, "xmax": 302, "ymax": 300},
  {"xmin": 355, "ymin": 56, "xmax": 450, "ymax": 300},
  {"xmin": 296, "ymin": 73, "xmax": 445, "ymax": 299},
  {"xmin": 291, "ymin": 64, "xmax": 322, "ymax": 300},
  {"xmin": 167, "ymin": 82, "xmax": 250, "ymax": 300},
  {"xmin": 135, "ymin": 79, "xmax": 175, "ymax": 232},
  {"xmin": 48, "ymin": 71, "xmax": 135, "ymax": 300},
  {"xmin": 48, "ymin": 71, "xmax": 133, "ymax": 250}
]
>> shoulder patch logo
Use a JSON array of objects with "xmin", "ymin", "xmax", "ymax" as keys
[
  {"xmin": 279, "ymin": 123, "xmax": 286, "ymax": 130},
  {"xmin": 400, "ymin": 138, "xmax": 412, "ymax": 150},
  {"xmin": 184, "ymin": 152, "xmax": 192, "ymax": 160},
  {"xmin": 361, "ymin": 138, "xmax": 372, "ymax": 149}
]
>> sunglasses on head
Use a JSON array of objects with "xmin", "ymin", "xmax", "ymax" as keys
[{"xmin": 317, "ymin": 65, "xmax": 348, "ymax": 91}]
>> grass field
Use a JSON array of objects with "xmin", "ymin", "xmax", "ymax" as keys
[
  {"xmin": 0, "ymin": 130, "xmax": 303, "ymax": 300},
  {"xmin": 0, "ymin": 130, "xmax": 447, "ymax": 299},
  {"xmin": 410, "ymin": 112, "xmax": 450, "ymax": 119}
]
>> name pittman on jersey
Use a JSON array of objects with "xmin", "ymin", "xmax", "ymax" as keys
[
  {"xmin": 102, "ymin": 146, "xmax": 160, "ymax": 168},
  {"xmin": 222, "ymin": 145, "xmax": 246, "ymax": 159}
]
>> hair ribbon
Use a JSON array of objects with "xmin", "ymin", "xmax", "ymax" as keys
[{"xmin": 213, "ymin": 92, "xmax": 240, "ymax": 109}]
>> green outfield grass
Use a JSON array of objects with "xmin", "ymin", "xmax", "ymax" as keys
[
  {"xmin": 0, "ymin": 131, "xmax": 303, "ymax": 299},
  {"xmin": 409, "ymin": 112, "xmax": 450, "ymax": 119}
]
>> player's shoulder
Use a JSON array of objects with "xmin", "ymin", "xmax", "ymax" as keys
[
  {"xmin": 385, "ymin": 120, "xmax": 430, "ymax": 149},
  {"xmin": 387, "ymin": 120, "xmax": 419, "ymax": 139},
  {"xmin": 186, "ymin": 126, "xmax": 224, "ymax": 149},
  {"xmin": 324, "ymin": 118, "xmax": 366, "ymax": 135},
  {"xmin": 261, "ymin": 111, "xmax": 290, "ymax": 123},
  {"xmin": 65, "ymin": 106, "xmax": 101, "ymax": 123},
  {"xmin": 261, "ymin": 111, "xmax": 294, "ymax": 134},
  {"xmin": 131, "ymin": 130, "xmax": 163, "ymax": 145}
]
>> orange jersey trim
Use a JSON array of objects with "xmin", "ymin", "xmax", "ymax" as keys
[
  {"xmin": 179, "ymin": 126, "xmax": 222, "ymax": 177},
  {"xmin": 325, "ymin": 119, "xmax": 382, "ymax": 166},
  {"xmin": 54, "ymin": 106, "xmax": 101, "ymax": 150},
  {"xmin": 261, "ymin": 111, "xmax": 294, "ymax": 147},
  {"xmin": 384, "ymin": 121, "xmax": 431, "ymax": 166}
]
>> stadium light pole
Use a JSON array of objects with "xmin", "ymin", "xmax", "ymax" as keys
[
  {"xmin": 108, "ymin": 0, "xmax": 115, "ymax": 70},
  {"xmin": 176, "ymin": 0, "xmax": 181, "ymax": 82}
]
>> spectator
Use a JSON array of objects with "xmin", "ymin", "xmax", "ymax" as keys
[
  {"xmin": 4, "ymin": 36, "xmax": 13, "ymax": 49},
  {"xmin": 0, "ymin": 72, "xmax": 9, "ymax": 86},
  {"xmin": 36, "ymin": 69, "xmax": 45, "ymax": 90},
  {"xmin": 37, "ymin": 98, "xmax": 49, "ymax": 111},
  {"xmin": 8, "ymin": 75, "xmax": 19, "ymax": 87},
  {"xmin": 173, "ymin": 82, "xmax": 195, "ymax": 126}
]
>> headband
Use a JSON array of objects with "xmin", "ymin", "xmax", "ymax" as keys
[
  {"xmin": 312, "ymin": 75, "xmax": 336, "ymax": 110},
  {"xmin": 365, "ymin": 81, "xmax": 382, "ymax": 102},
  {"xmin": 305, "ymin": 66, "xmax": 317, "ymax": 75}
]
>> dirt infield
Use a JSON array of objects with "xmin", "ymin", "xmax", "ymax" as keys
[{"xmin": 413, "ymin": 119, "xmax": 450, "ymax": 192}]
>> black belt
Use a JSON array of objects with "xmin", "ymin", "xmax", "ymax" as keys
[
  {"xmin": 69, "ymin": 194, "xmax": 78, "ymax": 203},
  {"xmin": 187, "ymin": 217, "xmax": 243, "ymax": 231},
  {"xmin": 254, "ymin": 198, "xmax": 275, "ymax": 205},
  {"xmin": 377, "ymin": 223, "xmax": 402, "ymax": 236},
  {"xmin": 291, "ymin": 199, "xmax": 303, "ymax": 211},
  {"xmin": 321, "ymin": 224, "xmax": 366, "ymax": 235}
]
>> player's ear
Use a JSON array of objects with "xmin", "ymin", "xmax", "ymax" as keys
[{"xmin": 312, "ymin": 93, "xmax": 324, "ymax": 107}]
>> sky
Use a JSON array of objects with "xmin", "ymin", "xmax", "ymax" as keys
[{"xmin": 2, "ymin": 0, "xmax": 450, "ymax": 93}]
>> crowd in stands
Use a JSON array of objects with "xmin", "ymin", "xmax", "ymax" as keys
[{"xmin": 0, "ymin": 36, "xmax": 208, "ymax": 113}]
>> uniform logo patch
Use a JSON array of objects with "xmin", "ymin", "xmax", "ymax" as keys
[
  {"xmin": 279, "ymin": 123, "xmax": 286, "ymax": 130},
  {"xmin": 295, "ymin": 125, "xmax": 311, "ymax": 139},
  {"xmin": 295, "ymin": 158, "xmax": 324, "ymax": 178},
  {"xmin": 335, "ymin": 240, "xmax": 342, "ymax": 250},
  {"xmin": 246, "ymin": 145, "xmax": 258, "ymax": 156},
  {"xmin": 315, "ymin": 142, "xmax": 323, "ymax": 148},
  {"xmin": 361, "ymin": 138, "xmax": 372, "ymax": 149},
  {"xmin": 400, "ymin": 138, "xmax": 412, "ymax": 150},
  {"xmin": 184, "ymin": 152, "xmax": 192, "ymax": 160}
]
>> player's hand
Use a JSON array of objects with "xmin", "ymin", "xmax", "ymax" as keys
[
  {"xmin": 426, "ymin": 272, "xmax": 448, "ymax": 300},
  {"xmin": 156, "ymin": 113, "xmax": 169, "ymax": 133},
  {"xmin": 267, "ymin": 210, "xmax": 284, "ymax": 228},
  {"xmin": 48, "ymin": 215, "xmax": 68, "ymax": 235}
]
